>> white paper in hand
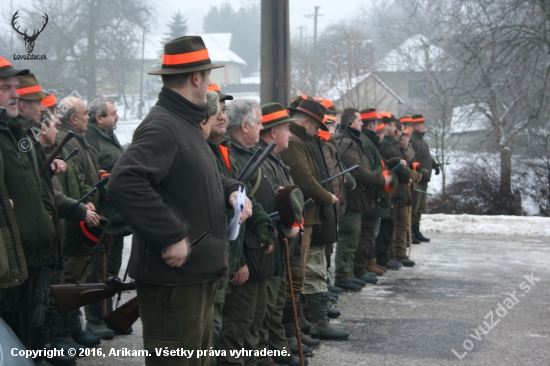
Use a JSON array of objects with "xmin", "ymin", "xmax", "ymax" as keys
[{"xmin": 227, "ymin": 186, "xmax": 246, "ymax": 240}]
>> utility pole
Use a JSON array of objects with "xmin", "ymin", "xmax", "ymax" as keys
[
  {"xmin": 298, "ymin": 26, "xmax": 306, "ymax": 46},
  {"xmin": 260, "ymin": 0, "xmax": 290, "ymax": 106},
  {"xmin": 305, "ymin": 6, "xmax": 322, "ymax": 96},
  {"xmin": 138, "ymin": 27, "xmax": 146, "ymax": 120},
  {"xmin": 313, "ymin": 6, "xmax": 320, "ymax": 48}
]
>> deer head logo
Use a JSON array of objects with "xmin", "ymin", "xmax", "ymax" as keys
[{"xmin": 12, "ymin": 11, "xmax": 49, "ymax": 54}]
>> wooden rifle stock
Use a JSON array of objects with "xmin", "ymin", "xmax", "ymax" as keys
[
  {"xmin": 39, "ymin": 130, "xmax": 74, "ymax": 175},
  {"xmin": 51, "ymin": 277, "xmax": 136, "ymax": 313},
  {"xmin": 105, "ymin": 296, "xmax": 139, "ymax": 334}
]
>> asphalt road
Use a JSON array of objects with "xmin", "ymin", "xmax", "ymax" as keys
[{"xmin": 79, "ymin": 233, "xmax": 550, "ymax": 365}]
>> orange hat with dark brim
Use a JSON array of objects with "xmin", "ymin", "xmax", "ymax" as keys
[
  {"xmin": 148, "ymin": 36, "xmax": 224, "ymax": 75},
  {"xmin": 41, "ymin": 92, "xmax": 57, "ymax": 109},
  {"xmin": 400, "ymin": 116, "xmax": 414, "ymax": 124},
  {"xmin": 320, "ymin": 98, "xmax": 343, "ymax": 114},
  {"xmin": 208, "ymin": 83, "xmax": 233, "ymax": 101},
  {"xmin": 360, "ymin": 108, "xmax": 378, "ymax": 123},
  {"xmin": 0, "ymin": 56, "xmax": 29, "ymax": 78},
  {"xmin": 17, "ymin": 73, "xmax": 46, "ymax": 100}
]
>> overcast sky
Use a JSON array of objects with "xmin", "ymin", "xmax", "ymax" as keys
[{"xmin": 154, "ymin": 0, "xmax": 375, "ymax": 37}]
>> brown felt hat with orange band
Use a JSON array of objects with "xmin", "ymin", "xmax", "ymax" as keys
[
  {"xmin": 288, "ymin": 99, "xmax": 329, "ymax": 131},
  {"xmin": 359, "ymin": 108, "xmax": 378, "ymax": 123},
  {"xmin": 0, "ymin": 56, "xmax": 29, "ymax": 78},
  {"xmin": 261, "ymin": 102, "xmax": 296, "ymax": 129},
  {"xmin": 400, "ymin": 116, "xmax": 414, "ymax": 124},
  {"xmin": 411, "ymin": 114, "xmax": 425, "ymax": 123},
  {"xmin": 17, "ymin": 73, "xmax": 46, "ymax": 100},
  {"xmin": 149, "ymin": 36, "xmax": 224, "ymax": 75}
]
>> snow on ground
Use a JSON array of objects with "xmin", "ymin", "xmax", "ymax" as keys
[
  {"xmin": 114, "ymin": 120, "xmax": 141, "ymax": 147},
  {"xmin": 422, "ymin": 214, "xmax": 550, "ymax": 237}
]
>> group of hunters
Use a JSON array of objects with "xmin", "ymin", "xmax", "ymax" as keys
[{"xmin": 0, "ymin": 35, "xmax": 440, "ymax": 366}]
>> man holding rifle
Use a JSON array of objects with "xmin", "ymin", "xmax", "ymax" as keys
[
  {"xmin": 109, "ymin": 36, "xmax": 252, "ymax": 366},
  {"xmin": 334, "ymin": 108, "xmax": 391, "ymax": 292},
  {"xmin": 0, "ymin": 58, "xmax": 56, "ymax": 350}
]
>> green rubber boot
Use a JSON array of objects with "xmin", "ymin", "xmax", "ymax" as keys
[{"xmin": 304, "ymin": 293, "xmax": 349, "ymax": 341}]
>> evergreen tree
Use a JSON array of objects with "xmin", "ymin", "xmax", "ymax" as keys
[{"xmin": 162, "ymin": 11, "xmax": 189, "ymax": 44}]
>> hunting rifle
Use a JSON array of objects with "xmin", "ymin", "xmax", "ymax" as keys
[
  {"xmin": 39, "ymin": 131, "xmax": 74, "ymax": 174},
  {"xmin": 51, "ymin": 277, "xmax": 136, "ymax": 313},
  {"xmin": 237, "ymin": 142, "xmax": 276, "ymax": 184}
]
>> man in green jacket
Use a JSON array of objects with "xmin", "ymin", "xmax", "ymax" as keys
[
  {"xmin": 335, "ymin": 108, "xmax": 391, "ymax": 292},
  {"xmin": 410, "ymin": 114, "xmax": 439, "ymax": 242},
  {"xmin": 85, "ymin": 98, "xmax": 133, "ymax": 336},
  {"xmin": 0, "ymin": 59, "xmax": 56, "ymax": 350}
]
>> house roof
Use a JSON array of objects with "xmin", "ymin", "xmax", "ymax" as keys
[
  {"xmin": 325, "ymin": 72, "xmax": 404, "ymax": 104},
  {"xmin": 376, "ymin": 34, "xmax": 446, "ymax": 72},
  {"xmin": 450, "ymin": 103, "xmax": 491, "ymax": 134},
  {"xmin": 145, "ymin": 33, "xmax": 246, "ymax": 66}
]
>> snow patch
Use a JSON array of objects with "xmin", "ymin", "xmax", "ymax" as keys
[{"xmin": 422, "ymin": 214, "xmax": 550, "ymax": 237}]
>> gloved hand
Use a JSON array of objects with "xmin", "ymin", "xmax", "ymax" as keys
[
  {"xmin": 434, "ymin": 164, "xmax": 440, "ymax": 175},
  {"xmin": 255, "ymin": 223, "xmax": 277, "ymax": 245}
]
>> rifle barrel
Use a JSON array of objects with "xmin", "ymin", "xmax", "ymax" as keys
[
  {"xmin": 236, "ymin": 147, "xmax": 263, "ymax": 182},
  {"xmin": 239, "ymin": 142, "xmax": 276, "ymax": 184},
  {"xmin": 320, "ymin": 165, "xmax": 358, "ymax": 184},
  {"xmin": 40, "ymin": 131, "xmax": 74, "ymax": 174},
  {"xmin": 334, "ymin": 141, "xmax": 353, "ymax": 168}
]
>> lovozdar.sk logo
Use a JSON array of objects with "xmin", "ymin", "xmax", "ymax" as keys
[{"xmin": 11, "ymin": 10, "xmax": 48, "ymax": 60}]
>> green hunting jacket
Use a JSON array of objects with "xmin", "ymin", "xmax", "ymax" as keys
[{"xmin": 85, "ymin": 122, "xmax": 131, "ymax": 237}]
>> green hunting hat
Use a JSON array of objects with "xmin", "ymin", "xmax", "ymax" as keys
[
  {"xmin": 288, "ymin": 99, "xmax": 329, "ymax": 131},
  {"xmin": 17, "ymin": 73, "xmax": 46, "ymax": 100},
  {"xmin": 0, "ymin": 56, "xmax": 29, "ymax": 78},
  {"xmin": 261, "ymin": 102, "xmax": 296, "ymax": 129},
  {"xmin": 274, "ymin": 185, "xmax": 304, "ymax": 237},
  {"xmin": 149, "ymin": 36, "xmax": 224, "ymax": 75},
  {"xmin": 359, "ymin": 108, "xmax": 378, "ymax": 123},
  {"xmin": 411, "ymin": 114, "xmax": 425, "ymax": 123}
]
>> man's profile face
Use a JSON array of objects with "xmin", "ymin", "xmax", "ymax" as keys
[
  {"xmin": 304, "ymin": 118, "xmax": 321, "ymax": 136},
  {"xmin": 20, "ymin": 99, "xmax": 44, "ymax": 123},
  {"xmin": 197, "ymin": 70, "xmax": 212, "ymax": 105},
  {"xmin": 413, "ymin": 122, "xmax": 426, "ymax": 133},
  {"xmin": 98, "ymin": 101, "xmax": 119, "ymax": 132},
  {"xmin": 350, "ymin": 112, "xmax": 363, "ymax": 132},
  {"xmin": 0, "ymin": 77, "xmax": 19, "ymax": 117}
]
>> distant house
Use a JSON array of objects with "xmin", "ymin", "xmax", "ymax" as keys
[
  {"xmin": 199, "ymin": 33, "xmax": 247, "ymax": 85},
  {"xmin": 328, "ymin": 34, "xmax": 447, "ymax": 118},
  {"xmin": 448, "ymin": 104, "xmax": 494, "ymax": 150}
]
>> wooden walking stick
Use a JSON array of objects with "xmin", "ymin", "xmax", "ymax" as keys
[
  {"xmin": 283, "ymin": 237, "xmax": 305, "ymax": 366},
  {"xmin": 408, "ymin": 206, "xmax": 413, "ymax": 258}
]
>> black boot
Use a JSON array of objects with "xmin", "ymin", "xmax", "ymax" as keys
[
  {"xmin": 39, "ymin": 313, "xmax": 77, "ymax": 366},
  {"xmin": 415, "ymin": 222, "xmax": 430, "ymax": 242},
  {"xmin": 304, "ymin": 293, "xmax": 349, "ymax": 341},
  {"xmin": 53, "ymin": 312, "xmax": 87, "ymax": 355},
  {"xmin": 68, "ymin": 310, "xmax": 101, "ymax": 347},
  {"xmin": 85, "ymin": 302, "xmax": 114, "ymax": 340},
  {"xmin": 411, "ymin": 223, "xmax": 422, "ymax": 244},
  {"xmin": 298, "ymin": 296, "xmax": 311, "ymax": 334}
]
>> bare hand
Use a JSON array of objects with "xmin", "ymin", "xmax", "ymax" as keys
[
  {"xmin": 51, "ymin": 159, "xmax": 67, "ymax": 175},
  {"xmin": 161, "ymin": 237, "xmax": 191, "ymax": 267},
  {"xmin": 288, "ymin": 226, "xmax": 300, "ymax": 238},
  {"xmin": 400, "ymin": 159, "xmax": 407, "ymax": 167},
  {"xmin": 331, "ymin": 194, "xmax": 339, "ymax": 204},
  {"xmin": 9, "ymin": 199, "xmax": 13, "ymax": 208},
  {"xmin": 83, "ymin": 209, "xmax": 100, "ymax": 227},
  {"xmin": 231, "ymin": 264, "xmax": 249, "ymax": 285},
  {"xmin": 264, "ymin": 244, "xmax": 274, "ymax": 254},
  {"xmin": 384, "ymin": 174, "xmax": 392, "ymax": 186},
  {"xmin": 418, "ymin": 174, "xmax": 423, "ymax": 182},
  {"xmin": 84, "ymin": 202, "xmax": 95, "ymax": 211}
]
